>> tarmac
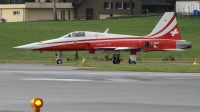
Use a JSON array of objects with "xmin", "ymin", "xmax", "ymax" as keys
[{"xmin": 0, "ymin": 63, "xmax": 200, "ymax": 112}]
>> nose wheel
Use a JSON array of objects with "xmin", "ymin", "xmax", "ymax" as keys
[
  {"xmin": 56, "ymin": 51, "xmax": 63, "ymax": 64},
  {"xmin": 56, "ymin": 59, "xmax": 63, "ymax": 64}
]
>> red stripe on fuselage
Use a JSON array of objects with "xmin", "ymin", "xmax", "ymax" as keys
[{"xmin": 37, "ymin": 36, "xmax": 160, "ymax": 46}]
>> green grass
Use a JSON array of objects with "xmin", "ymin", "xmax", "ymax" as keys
[
  {"xmin": 46, "ymin": 61, "xmax": 200, "ymax": 73},
  {"xmin": 88, "ymin": 64, "xmax": 200, "ymax": 73},
  {"xmin": 0, "ymin": 15, "xmax": 200, "ymax": 64}
]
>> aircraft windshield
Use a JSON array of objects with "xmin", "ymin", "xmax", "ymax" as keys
[
  {"xmin": 72, "ymin": 32, "xmax": 85, "ymax": 37},
  {"xmin": 61, "ymin": 34, "xmax": 71, "ymax": 38},
  {"xmin": 67, "ymin": 34, "xmax": 71, "ymax": 37}
]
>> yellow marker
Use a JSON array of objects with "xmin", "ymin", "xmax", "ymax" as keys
[
  {"xmin": 30, "ymin": 97, "xmax": 43, "ymax": 112},
  {"xmin": 82, "ymin": 58, "xmax": 86, "ymax": 64},
  {"xmin": 193, "ymin": 59, "xmax": 198, "ymax": 65}
]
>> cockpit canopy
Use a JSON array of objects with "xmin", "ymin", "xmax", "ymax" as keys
[
  {"xmin": 62, "ymin": 31, "xmax": 85, "ymax": 38},
  {"xmin": 60, "ymin": 30, "xmax": 131, "ymax": 39}
]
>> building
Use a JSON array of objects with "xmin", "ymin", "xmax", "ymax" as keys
[
  {"xmin": 142, "ymin": 0, "xmax": 174, "ymax": 14},
  {"xmin": 73, "ymin": 0, "xmax": 142, "ymax": 20},
  {"xmin": 0, "ymin": 0, "xmax": 142, "ymax": 22},
  {"xmin": 176, "ymin": 0, "xmax": 200, "ymax": 16},
  {"xmin": 0, "ymin": 1, "xmax": 74, "ymax": 22}
]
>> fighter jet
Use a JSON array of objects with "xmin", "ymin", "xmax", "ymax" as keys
[{"xmin": 14, "ymin": 12, "xmax": 192, "ymax": 64}]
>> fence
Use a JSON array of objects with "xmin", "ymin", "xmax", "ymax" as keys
[{"xmin": 0, "ymin": 48, "xmax": 198, "ymax": 63}]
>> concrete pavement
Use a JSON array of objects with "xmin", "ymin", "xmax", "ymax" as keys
[{"xmin": 0, "ymin": 63, "xmax": 200, "ymax": 112}]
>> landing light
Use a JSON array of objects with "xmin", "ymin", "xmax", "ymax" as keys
[
  {"xmin": 35, "ymin": 99, "xmax": 43, "ymax": 107},
  {"xmin": 30, "ymin": 97, "xmax": 43, "ymax": 112}
]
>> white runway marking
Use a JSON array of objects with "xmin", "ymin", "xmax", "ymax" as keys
[
  {"xmin": 106, "ymin": 78, "xmax": 139, "ymax": 82},
  {"xmin": 20, "ymin": 78, "xmax": 92, "ymax": 82},
  {"xmin": 20, "ymin": 78, "xmax": 140, "ymax": 82},
  {"xmin": 139, "ymin": 77, "xmax": 155, "ymax": 79},
  {"xmin": 168, "ymin": 78, "xmax": 188, "ymax": 80}
]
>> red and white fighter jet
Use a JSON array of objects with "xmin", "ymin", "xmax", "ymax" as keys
[{"xmin": 14, "ymin": 12, "xmax": 192, "ymax": 64}]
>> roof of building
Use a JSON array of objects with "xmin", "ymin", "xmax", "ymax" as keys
[{"xmin": 142, "ymin": 0, "xmax": 173, "ymax": 6}]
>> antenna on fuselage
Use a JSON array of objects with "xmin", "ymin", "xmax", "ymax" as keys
[{"xmin": 104, "ymin": 28, "xmax": 109, "ymax": 34}]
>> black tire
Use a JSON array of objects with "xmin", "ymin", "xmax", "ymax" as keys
[
  {"xmin": 116, "ymin": 58, "xmax": 120, "ymax": 64},
  {"xmin": 132, "ymin": 61, "xmax": 136, "ymax": 64},
  {"xmin": 112, "ymin": 58, "xmax": 117, "ymax": 64},
  {"xmin": 57, "ymin": 59, "xmax": 63, "ymax": 64},
  {"xmin": 129, "ymin": 59, "xmax": 132, "ymax": 64},
  {"xmin": 112, "ymin": 58, "xmax": 120, "ymax": 64},
  {"xmin": 129, "ymin": 59, "xmax": 136, "ymax": 64}
]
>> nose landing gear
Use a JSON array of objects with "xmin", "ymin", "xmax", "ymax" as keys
[{"xmin": 56, "ymin": 51, "xmax": 63, "ymax": 64}]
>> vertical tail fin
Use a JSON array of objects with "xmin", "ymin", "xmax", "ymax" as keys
[{"xmin": 147, "ymin": 12, "xmax": 182, "ymax": 40}]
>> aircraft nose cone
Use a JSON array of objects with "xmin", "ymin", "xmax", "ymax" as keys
[
  {"xmin": 14, "ymin": 45, "xmax": 27, "ymax": 49},
  {"xmin": 14, "ymin": 43, "xmax": 36, "ymax": 49}
]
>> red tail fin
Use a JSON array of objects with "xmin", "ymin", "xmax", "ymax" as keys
[{"xmin": 147, "ymin": 12, "xmax": 182, "ymax": 40}]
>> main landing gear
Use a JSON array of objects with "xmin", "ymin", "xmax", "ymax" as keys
[
  {"xmin": 112, "ymin": 53, "xmax": 137, "ymax": 64},
  {"xmin": 129, "ymin": 59, "xmax": 137, "ymax": 64},
  {"xmin": 112, "ymin": 54, "xmax": 120, "ymax": 64},
  {"xmin": 56, "ymin": 51, "xmax": 63, "ymax": 64},
  {"xmin": 129, "ymin": 50, "xmax": 137, "ymax": 64}
]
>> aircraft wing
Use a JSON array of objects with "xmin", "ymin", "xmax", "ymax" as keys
[
  {"xmin": 163, "ymin": 49, "xmax": 185, "ymax": 51},
  {"xmin": 93, "ymin": 47, "xmax": 116, "ymax": 49},
  {"xmin": 114, "ymin": 47, "xmax": 140, "ymax": 50},
  {"xmin": 93, "ymin": 47, "xmax": 141, "ymax": 50}
]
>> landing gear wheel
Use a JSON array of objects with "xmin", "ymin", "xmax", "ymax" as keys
[
  {"xmin": 129, "ymin": 59, "xmax": 136, "ymax": 64},
  {"xmin": 113, "ymin": 58, "xmax": 120, "ymax": 64},
  {"xmin": 129, "ymin": 59, "xmax": 131, "ymax": 64},
  {"xmin": 56, "ymin": 51, "xmax": 63, "ymax": 64},
  {"xmin": 112, "ymin": 54, "xmax": 120, "ymax": 64},
  {"xmin": 133, "ymin": 61, "xmax": 136, "ymax": 64},
  {"xmin": 57, "ymin": 59, "xmax": 63, "ymax": 64}
]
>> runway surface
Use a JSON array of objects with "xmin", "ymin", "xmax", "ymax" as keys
[{"xmin": 0, "ymin": 63, "xmax": 200, "ymax": 112}]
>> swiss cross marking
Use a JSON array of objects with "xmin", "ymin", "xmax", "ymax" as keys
[{"xmin": 170, "ymin": 29, "xmax": 179, "ymax": 36}]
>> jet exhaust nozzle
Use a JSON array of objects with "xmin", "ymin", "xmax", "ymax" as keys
[
  {"xmin": 176, "ymin": 41, "xmax": 192, "ymax": 49},
  {"xmin": 186, "ymin": 41, "xmax": 192, "ymax": 49}
]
